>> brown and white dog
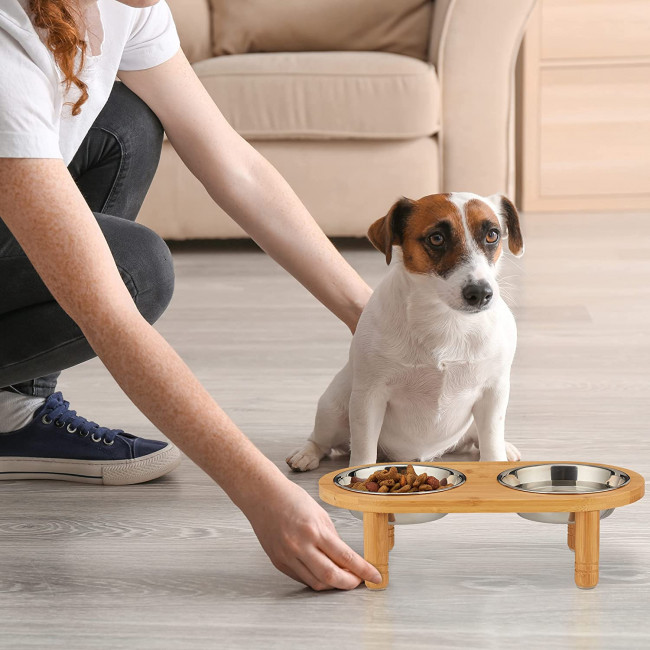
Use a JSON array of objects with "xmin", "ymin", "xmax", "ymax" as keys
[{"xmin": 286, "ymin": 192, "xmax": 524, "ymax": 471}]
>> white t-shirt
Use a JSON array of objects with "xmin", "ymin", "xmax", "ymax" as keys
[{"xmin": 0, "ymin": 0, "xmax": 180, "ymax": 166}]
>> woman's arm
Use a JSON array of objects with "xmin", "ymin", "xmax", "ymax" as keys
[
  {"xmin": 0, "ymin": 158, "xmax": 381, "ymax": 590},
  {"xmin": 118, "ymin": 51, "xmax": 372, "ymax": 333}
]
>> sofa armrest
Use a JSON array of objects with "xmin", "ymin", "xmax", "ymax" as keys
[{"xmin": 429, "ymin": 0, "xmax": 536, "ymax": 196}]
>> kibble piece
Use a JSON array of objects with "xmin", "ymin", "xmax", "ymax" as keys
[
  {"xmin": 387, "ymin": 467, "xmax": 400, "ymax": 481},
  {"xmin": 366, "ymin": 481, "xmax": 379, "ymax": 492},
  {"xmin": 379, "ymin": 479, "xmax": 396, "ymax": 487},
  {"xmin": 440, "ymin": 477, "xmax": 448, "ymax": 486},
  {"xmin": 427, "ymin": 476, "xmax": 440, "ymax": 489},
  {"xmin": 419, "ymin": 484, "xmax": 433, "ymax": 491},
  {"xmin": 413, "ymin": 474, "xmax": 424, "ymax": 488},
  {"xmin": 378, "ymin": 485, "xmax": 390, "ymax": 493}
]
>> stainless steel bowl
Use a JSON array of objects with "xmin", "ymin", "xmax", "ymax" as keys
[
  {"xmin": 497, "ymin": 463, "xmax": 631, "ymax": 524},
  {"xmin": 334, "ymin": 464, "xmax": 466, "ymax": 525}
]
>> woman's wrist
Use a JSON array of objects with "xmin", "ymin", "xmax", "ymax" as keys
[
  {"xmin": 218, "ymin": 451, "xmax": 290, "ymax": 514},
  {"xmin": 340, "ymin": 285, "xmax": 372, "ymax": 334}
]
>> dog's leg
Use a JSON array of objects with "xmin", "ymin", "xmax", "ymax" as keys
[
  {"xmin": 286, "ymin": 364, "xmax": 352, "ymax": 472},
  {"xmin": 472, "ymin": 379, "xmax": 520, "ymax": 461},
  {"xmin": 448, "ymin": 421, "xmax": 479, "ymax": 453},
  {"xmin": 348, "ymin": 384, "xmax": 388, "ymax": 467}
]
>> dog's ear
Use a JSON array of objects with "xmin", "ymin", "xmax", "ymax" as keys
[
  {"xmin": 367, "ymin": 197, "xmax": 415, "ymax": 265},
  {"xmin": 488, "ymin": 194, "xmax": 524, "ymax": 257}
]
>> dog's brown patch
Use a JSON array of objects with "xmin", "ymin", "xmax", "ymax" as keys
[
  {"xmin": 466, "ymin": 199, "xmax": 503, "ymax": 264},
  {"xmin": 367, "ymin": 198, "xmax": 414, "ymax": 265},
  {"xmin": 500, "ymin": 196, "xmax": 524, "ymax": 256},
  {"xmin": 400, "ymin": 194, "xmax": 469, "ymax": 277}
]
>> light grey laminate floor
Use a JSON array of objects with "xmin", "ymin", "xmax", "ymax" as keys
[{"xmin": 1, "ymin": 211, "xmax": 649, "ymax": 649}]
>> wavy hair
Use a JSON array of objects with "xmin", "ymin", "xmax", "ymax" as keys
[{"xmin": 29, "ymin": 0, "xmax": 88, "ymax": 115}]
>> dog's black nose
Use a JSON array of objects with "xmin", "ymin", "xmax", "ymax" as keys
[{"xmin": 462, "ymin": 281, "xmax": 493, "ymax": 309}]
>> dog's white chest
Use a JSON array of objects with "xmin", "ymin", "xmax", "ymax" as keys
[{"xmin": 379, "ymin": 361, "xmax": 485, "ymax": 459}]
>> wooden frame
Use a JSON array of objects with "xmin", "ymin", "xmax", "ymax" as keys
[{"xmin": 319, "ymin": 461, "xmax": 645, "ymax": 590}]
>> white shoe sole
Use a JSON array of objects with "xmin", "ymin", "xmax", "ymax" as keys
[{"xmin": 0, "ymin": 443, "xmax": 182, "ymax": 485}]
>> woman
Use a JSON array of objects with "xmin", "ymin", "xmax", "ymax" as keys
[{"xmin": 0, "ymin": 0, "xmax": 381, "ymax": 590}]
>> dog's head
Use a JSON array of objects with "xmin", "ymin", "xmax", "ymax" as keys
[{"xmin": 367, "ymin": 192, "xmax": 524, "ymax": 313}]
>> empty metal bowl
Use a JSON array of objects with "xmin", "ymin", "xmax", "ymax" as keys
[
  {"xmin": 497, "ymin": 463, "xmax": 631, "ymax": 524},
  {"xmin": 334, "ymin": 464, "xmax": 466, "ymax": 525}
]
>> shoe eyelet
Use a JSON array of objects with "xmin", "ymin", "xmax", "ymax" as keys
[
  {"xmin": 78, "ymin": 430, "xmax": 89, "ymax": 438},
  {"xmin": 54, "ymin": 420, "xmax": 65, "ymax": 428},
  {"xmin": 91, "ymin": 434, "xmax": 102, "ymax": 443},
  {"xmin": 41, "ymin": 415, "xmax": 52, "ymax": 425},
  {"xmin": 103, "ymin": 439, "xmax": 114, "ymax": 446},
  {"xmin": 66, "ymin": 424, "xmax": 77, "ymax": 433}
]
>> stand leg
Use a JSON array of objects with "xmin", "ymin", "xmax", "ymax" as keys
[
  {"xmin": 388, "ymin": 525, "xmax": 395, "ymax": 551},
  {"xmin": 567, "ymin": 520, "xmax": 575, "ymax": 552},
  {"xmin": 363, "ymin": 512, "xmax": 390, "ymax": 590},
  {"xmin": 574, "ymin": 511, "xmax": 599, "ymax": 589}
]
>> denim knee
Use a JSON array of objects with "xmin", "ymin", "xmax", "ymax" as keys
[{"xmin": 109, "ymin": 219, "xmax": 175, "ymax": 324}]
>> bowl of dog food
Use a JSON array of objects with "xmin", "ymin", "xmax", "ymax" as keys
[
  {"xmin": 497, "ymin": 463, "xmax": 631, "ymax": 524},
  {"xmin": 333, "ymin": 463, "xmax": 466, "ymax": 525}
]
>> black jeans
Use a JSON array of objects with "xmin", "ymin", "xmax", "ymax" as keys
[{"xmin": 0, "ymin": 82, "xmax": 175, "ymax": 397}]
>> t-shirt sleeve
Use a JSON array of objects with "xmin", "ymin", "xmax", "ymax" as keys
[
  {"xmin": 0, "ymin": 29, "xmax": 62, "ymax": 159},
  {"xmin": 119, "ymin": 0, "xmax": 181, "ymax": 71}
]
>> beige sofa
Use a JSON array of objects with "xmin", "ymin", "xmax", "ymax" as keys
[{"xmin": 139, "ymin": 0, "xmax": 536, "ymax": 240}]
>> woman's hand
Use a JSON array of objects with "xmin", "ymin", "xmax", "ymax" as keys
[{"xmin": 241, "ymin": 477, "xmax": 382, "ymax": 590}]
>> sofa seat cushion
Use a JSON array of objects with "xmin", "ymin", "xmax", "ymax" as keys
[{"xmin": 192, "ymin": 51, "xmax": 440, "ymax": 140}]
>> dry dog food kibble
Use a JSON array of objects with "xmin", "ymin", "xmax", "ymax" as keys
[{"xmin": 348, "ymin": 465, "xmax": 451, "ymax": 493}]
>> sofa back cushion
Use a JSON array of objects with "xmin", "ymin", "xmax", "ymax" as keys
[
  {"xmin": 167, "ymin": 0, "xmax": 212, "ymax": 63},
  {"xmin": 209, "ymin": 0, "xmax": 433, "ymax": 61}
]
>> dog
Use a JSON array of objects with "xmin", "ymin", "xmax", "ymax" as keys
[{"xmin": 286, "ymin": 192, "xmax": 524, "ymax": 472}]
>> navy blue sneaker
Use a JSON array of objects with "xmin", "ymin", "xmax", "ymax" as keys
[{"xmin": 0, "ymin": 392, "xmax": 181, "ymax": 484}]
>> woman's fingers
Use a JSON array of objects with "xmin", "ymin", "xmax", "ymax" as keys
[
  {"xmin": 299, "ymin": 546, "xmax": 363, "ymax": 591},
  {"xmin": 294, "ymin": 558, "xmax": 331, "ymax": 591},
  {"xmin": 277, "ymin": 560, "xmax": 328, "ymax": 591},
  {"xmin": 320, "ymin": 533, "xmax": 382, "ymax": 585}
]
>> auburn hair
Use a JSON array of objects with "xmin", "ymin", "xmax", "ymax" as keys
[{"xmin": 29, "ymin": 0, "xmax": 89, "ymax": 115}]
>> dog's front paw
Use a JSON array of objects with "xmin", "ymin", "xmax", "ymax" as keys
[
  {"xmin": 285, "ymin": 441, "xmax": 324, "ymax": 472},
  {"xmin": 505, "ymin": 440, "xmax": 521, "ymax": 461}
]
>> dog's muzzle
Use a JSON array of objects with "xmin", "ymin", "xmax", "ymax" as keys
[{"xmin": 462, "ymin": 280, "xmax": 493, "ymax": 310}]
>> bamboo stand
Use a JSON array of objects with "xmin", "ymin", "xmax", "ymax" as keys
[{"xmin": 319, "ymin": 461, "xmax": 644, "ymax": 591}]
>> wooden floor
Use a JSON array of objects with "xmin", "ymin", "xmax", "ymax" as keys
[{"xmin": 1, "ymin": 211, "xmax": 649, "ymax": 649}]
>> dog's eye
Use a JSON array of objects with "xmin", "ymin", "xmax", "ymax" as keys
[
  {"xmin": 486, "ymin": 229, "xmax": 499, "ymax": 244},
  {"xmin": 428, "ymin": 233, "xmax": 444, "ymax": 247}
]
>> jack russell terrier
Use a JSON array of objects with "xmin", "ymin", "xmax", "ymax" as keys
[{"xmin": 286, "ymin": 192, "xmax": 524, "ymax": 472}]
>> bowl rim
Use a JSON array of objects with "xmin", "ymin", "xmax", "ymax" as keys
[
  {"xmin": 333, "ymin": 463, "xmax": 467, "ymax": 496},
  {"xmin": 497, "ymin": 462, "xmax": 631, "ymax": 495}
]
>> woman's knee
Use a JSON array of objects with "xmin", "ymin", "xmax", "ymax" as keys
[{"xmin": 103, "ymin": 218, "xmax": 175, "ymax": 323}]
